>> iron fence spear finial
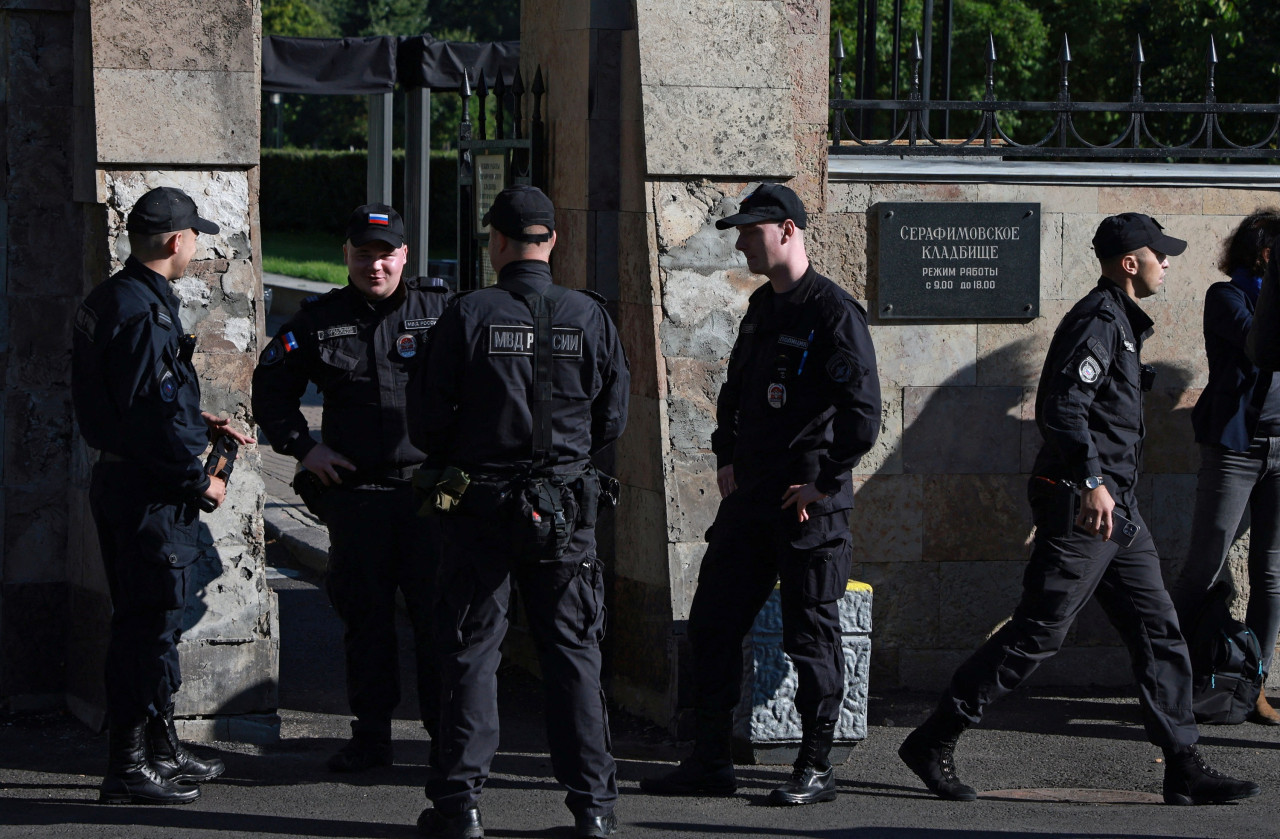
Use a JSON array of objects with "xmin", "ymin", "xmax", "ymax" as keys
[
  {"xmin": 1132, "ymin": 34, "xmax": 1144, "ymax": 102},
  {"xmin": 461, "ymin": 69, "xmax": 472, "ymax": 126},
  {"xmin": 1057, "ymin": 33, "xmax": 1072, "ymax": 102},
  {"xmin": 985, "ymin": 32, "xmax": 997, "ymax": 98},
  {"xmin": 1206, "ymin": 34, "xmax": 1218, "ymax": 104}
]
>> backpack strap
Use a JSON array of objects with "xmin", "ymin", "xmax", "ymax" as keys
[{"xmin": 501, "ymin": 277, "xmax": 568, "ymax": 468}]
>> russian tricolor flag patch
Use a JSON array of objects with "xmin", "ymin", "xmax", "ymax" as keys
[{"xmin": 368, "ymin": 213, "xmax": 390, "ymax": 226}]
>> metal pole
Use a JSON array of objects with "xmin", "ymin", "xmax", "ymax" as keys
[
  {"xmin": 921, "ymin": 0, "xmax": 933, "ymax": 135},
  {"xmin": 367, "ymin": 92, "xmax": 393, "ymax": 204},
  {"xmin": 863, "ymin": 0, "xmax": 879, "ymax": 137},
  {"xmin": 405, "ymin": 87, "xmax": 431, "ymax": 279},
  {"xmin": 942, "ymin": 0, "xmax": 952, "ymax": 138},
  {"xmin": 271, "ymin": 93, "xmax": 283, "ymax": 148}
]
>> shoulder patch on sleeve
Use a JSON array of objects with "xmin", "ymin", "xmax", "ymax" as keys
[{"xmin": 826, "ymin": 350, "xmax": 857, "ymax": 383}]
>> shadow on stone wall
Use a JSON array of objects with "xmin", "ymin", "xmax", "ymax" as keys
[{"xmin": 852, "ymin": 332, "xmax": 1202, "ymax": 690}]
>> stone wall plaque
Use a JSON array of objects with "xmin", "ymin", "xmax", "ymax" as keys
[{"xmin": 876, "ymin": 202, "xmax": 1040, "ymax": 320}]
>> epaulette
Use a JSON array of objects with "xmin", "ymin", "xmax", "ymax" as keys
[
  {"xmin": 1096, "ymin": 298, "xmax": 1118, "ymax": 322},
  {"xmin": 579, "ymin": 289, "xmax": 608, "ymax": 306},
  {"xmin": 299, "ymin": 288, "xmax": 341, "ymax": 310},
  {"xmin": 444, "ymin": 289, "xmax": 478, "ymax": 307},
  {"xmin": 407, "ymin": 276, "xmax": 451, "ymax": 292}
]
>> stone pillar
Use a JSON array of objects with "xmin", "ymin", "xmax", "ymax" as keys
[
  {"xmin": 0, "ymin": 0, "xmax": 278, "ymax": 739},
  {"xmin": 522, "ymin": 0, "xmax": 829, "ymax": 727}
]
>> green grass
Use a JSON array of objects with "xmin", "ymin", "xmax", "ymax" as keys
[{"xmin": 262, "ymin": 230, "xmax": 348, "ymax": 285}]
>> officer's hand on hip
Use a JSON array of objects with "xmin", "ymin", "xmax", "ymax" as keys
[
  {"xmin": 202, "ymin": 411, "xmax": 255, "ymax": 446},
  {"xmin": 203, "ymin": 475, "xmax": 227, "ymax": 510},
  {"xmin": 1077, "ymin": 485, "xmax": 1115, "ymax": 541},
  {"xmin": 717, "ymin": 465, "xmax": 737, "ymax": 499},
  {"xmin": 302, "ymin": 443, "xmax": 357, "ymax": 487},
  {"xmin": 782, "ymin": 482, "xmax": 827, "ymax": 523}
]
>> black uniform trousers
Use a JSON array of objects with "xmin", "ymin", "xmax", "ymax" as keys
[
  {"xmin": 938, "ymin": 490, "xmax": 1199, "ymax": 751},
  {"xmin": 426, "ymin": 513, "xmax": 616, "ymax": 819},
  {"xmin": 320, "ymin": 484, "xmax": 439, "ymax": 741},
  {"xmin": 89, "ymin": 463, "xmax": 198, "ymax": 727},
  {"xmin": 688, "ymin": 484, "xmax": 854, "ymax": 723}
]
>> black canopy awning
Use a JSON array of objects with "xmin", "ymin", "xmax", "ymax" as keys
[{"xmin": 263, "ymin": 35, "xmax": 520, "ymax": 94}]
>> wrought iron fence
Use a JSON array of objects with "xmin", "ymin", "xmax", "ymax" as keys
[{"xmin": 829, "ymin": 31, "xmax": 1280, "ymax": 161}]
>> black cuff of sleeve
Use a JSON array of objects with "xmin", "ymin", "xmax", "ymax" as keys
[
  {"xmin": 287, "ymin": 434, "xmax": 318, "ymax": 461},
  {"xmin": 814, "ymin": 473, "xmax": 844, "ymax": 496}
]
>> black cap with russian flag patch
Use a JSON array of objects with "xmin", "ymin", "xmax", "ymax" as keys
[{"xmin": 345, "ymin": 203, "xmax": 405, "ymax": 248}]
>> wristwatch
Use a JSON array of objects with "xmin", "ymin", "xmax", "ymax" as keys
[{"xmin": 1082, "ymin": 475, "xmax": 1106, "ymax": 490}]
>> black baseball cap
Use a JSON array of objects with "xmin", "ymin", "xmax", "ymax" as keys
[
  {"xmin": 483, "ymin": 185, "xmax": 555, "ymax": 243},
  {"xmin": 345, "ymin": 203, "xmax": 405, "ymax": 248},
  {"xmin": 127, "ymin": 187, "xmax": 220, "ymax": 235},
  {"xmin": 715, "ymin": 183, "xmax": 808, "ymax": 230},
  {"xmin": 1092, "ymin": 213, "xmax": 1187, "ymax": 259}
]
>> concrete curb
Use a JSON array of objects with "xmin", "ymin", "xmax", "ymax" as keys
[{"xmin": 263, "ymin": 497, "xmax": 330, "ymax": 577}]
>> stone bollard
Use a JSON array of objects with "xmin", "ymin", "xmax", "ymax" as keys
[{"xmin": 732, "ymin": 581, "xmax": 872, "ymax": 765}]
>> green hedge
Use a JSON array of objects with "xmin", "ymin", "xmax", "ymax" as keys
[{"xmin": 261, "ymin": 149, "xmax": 458, "ymax": 256}]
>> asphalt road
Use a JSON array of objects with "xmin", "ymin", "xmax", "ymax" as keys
[{"xmin": 3, "ymin": 536, "xmax": 1279, "ymax": 839}]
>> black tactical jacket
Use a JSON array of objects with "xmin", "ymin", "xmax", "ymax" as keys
[
  {"xmin": 408, "ymin": 260, "xmax": 630, "ymax": 476},
  {"xmin": 253, "ymin": 276, "xmax": 449, "ymax": 477},
  {"xmin": 1033, "ymin": 278, "xmax": 1154, "ymax": 502},
  {"xmin": 72, "ymin": 256, "xmax": 210, "ymax": 497},
  {"xmin": 712, "ymin": 265, "xmax": 881, "ymax": 498}
]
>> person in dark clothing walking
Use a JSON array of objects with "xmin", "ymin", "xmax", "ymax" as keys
[
  {"xmin": 898, "ymin": 212, "xmax": 1261, "ymax": 806},
  {"xmin": 73, "ymin": 186, "xmax": 252, "ymax": 805},
  {"xmin": 1169, "ymin": 208, "xmax": 1280, "ymax": 725},
  {"xmin": 641, "ymin": 183, "xmax": 882, "ymax": 806},
  {"xmin": 253, "ymin": 204, "xmax": 449, "ymax": 772},
  {"xmin": 408, "ymin": 185, "xmax": 629, "ymax": 839}
]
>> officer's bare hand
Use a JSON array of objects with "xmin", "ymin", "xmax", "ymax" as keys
[
  {"xmin": 302, "ymin": 443, "xmax": 357, "ymax": 487},
  {"xmin": 202, "ymin": 412, "xmax": 254, "ymax": 446},
  {"xmin": 781, "ymin": 482, "xmax": 827, "ymax": 523},
  {"xmin": 1077, "ymin": 485, "xmax": 1115, "ymax": 541},
  {"xmin": 717, "ymin": 465, "xmax": 737, "ymax": 499},
  {"xmin": 202, "ymin": 475, "xmax": 227, "ymax": 510}
]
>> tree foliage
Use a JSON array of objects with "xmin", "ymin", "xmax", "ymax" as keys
[{"xmin": 830, "ymin": 0, "xmax": 1280, "ymax": 143}]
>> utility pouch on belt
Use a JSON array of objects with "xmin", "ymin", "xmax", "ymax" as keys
[
  {"xmin": 198, "ymin": 436, "xmax": 239, "ymax": 512},
  {"xmin": 513, "ymin": 476, "xmax": 577, "ymax": 560},
  {"xmin": 412, "ymin": 465, "xmax": 470, "ymax": 516},
  {"xmin": 292, "ymin": 468, "xmax": 329, "ymax": 522}
]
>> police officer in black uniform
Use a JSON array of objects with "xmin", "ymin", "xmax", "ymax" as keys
[
  {"xmin": 253, "ymin": 204, "xmax": 449, "ymax": 772},
  {"xmin": 899, "ymin": 213, "xmax": 1261, "ymax": 806},
  {"xmin": 642, "ymin": 184, "xmax": 882, "ymax": 806},
  {"xmin": 408, "ymin": 186, "xmax": 629, "ymax": 839},
  {"xmin": 73, "ymin": 186, "xmax": 252, "ymax": 805}
]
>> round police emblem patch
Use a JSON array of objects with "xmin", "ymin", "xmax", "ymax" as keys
[
  {"xmin": 768, "ymin": 383, "xmax": 786, "ymax": 409},
  {"xmin": 826, "ymin": 351, "xmax": 854, "ymax": 383},
  {"xmin": 159, "ymin": 369, "xmax": 177, "ymax": 402},
  {"xmin": 397, "ymin": 333, "xmax": 417, "ymax": 358},
  {"xmin": 260, "ymin": 337, "xmax": 283, "ymax": 366},
  {"xmin": 1078, "ymin": 356, "xmax": 1101, "ymax": 384}
]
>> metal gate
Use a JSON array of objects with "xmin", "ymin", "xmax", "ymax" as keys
[{"xmin": 456, "ymin": 66, "xmax": 547, "ymax": 290}]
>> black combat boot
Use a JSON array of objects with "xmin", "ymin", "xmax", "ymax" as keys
[
  {"xmin": 327, "ymin": 733, "xmax": 393, "ymax": 772},
  {"xmin": 147, "ymin": 703, "xmax": 225, "ymax": 783},
  {"xmin": 99, "ymin": 720, "xmax": 201, "ymax": 805},
  {"xmin": 768, "ymin": 718, "xmax": 838, "ymax": 805},
  {"xmin": 417, "ymin": 805, "xmax": 484, "ymax": 838},
  {"xmin": 897, "ymin": 712, "xmax": 977, "ymax": 801},
  {"xmin": 1163, "ymin": 744, "xmax": 1261, "ymax": 805},
  {"xmin": 640, "ymin": 709, "xmax": 737, "ymax": 796}
]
